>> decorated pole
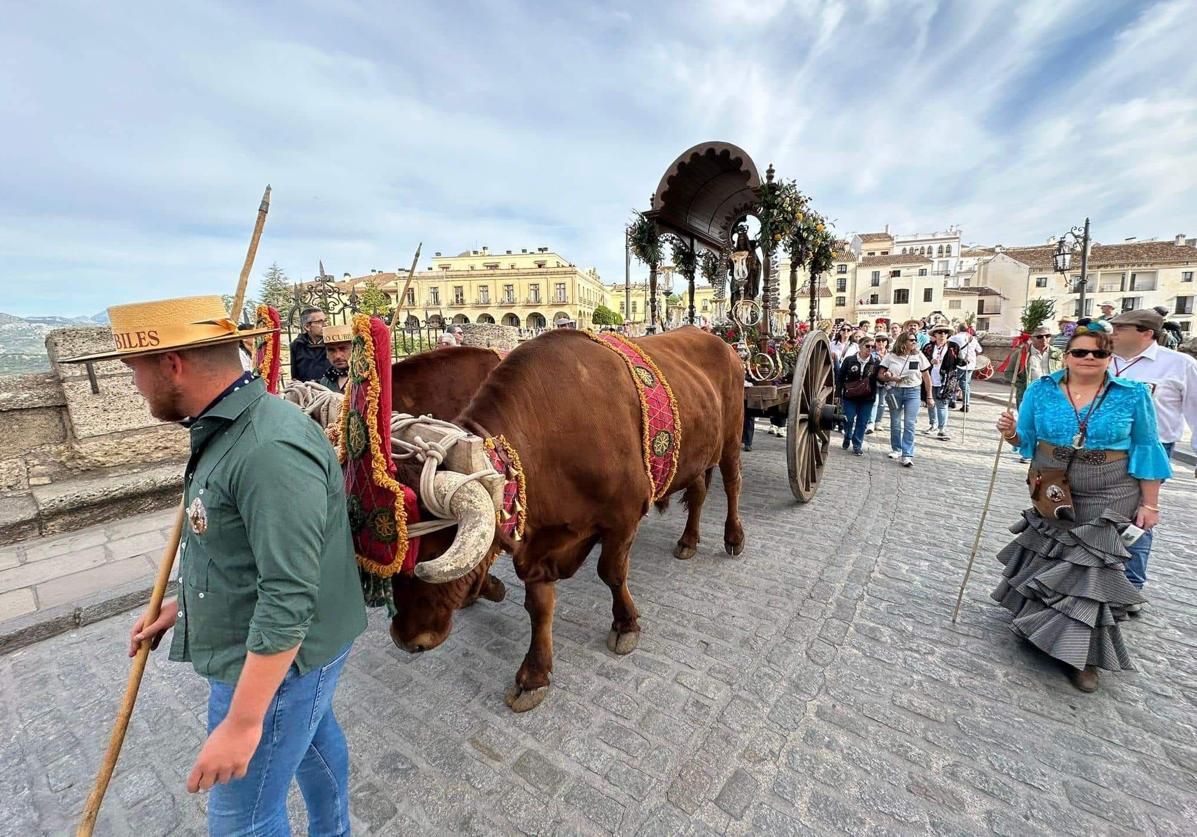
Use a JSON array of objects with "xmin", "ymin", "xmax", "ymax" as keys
[
  {"xmin": 388, "ymin": 242, "xmax": 423, "ymax": 336},
  {"xmin": 230, "ymin": 185, "xmax": 272, "ymax": 323}
]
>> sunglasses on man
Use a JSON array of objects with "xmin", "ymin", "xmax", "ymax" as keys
[{"xmin": 1065, "ymin": 348, "xmax": 1111, "ymax": 359}]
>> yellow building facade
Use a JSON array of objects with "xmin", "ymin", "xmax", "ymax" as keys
[{"xmin": 339, "ymin": 247, "xmax": 608, "ymax": 330}]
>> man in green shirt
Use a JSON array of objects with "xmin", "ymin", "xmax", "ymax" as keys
[{"xmin": 69, "ymin": 295, "xmax": 365, "ymax": 835}]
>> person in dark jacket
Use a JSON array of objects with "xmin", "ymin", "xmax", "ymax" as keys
[
  {"xmin": 289, "ymin": 307, "xmax": 328, "ymax": 382},
  {"xmin": 836, "ymin": 336, "xmax": 880, "ymax": 455}
]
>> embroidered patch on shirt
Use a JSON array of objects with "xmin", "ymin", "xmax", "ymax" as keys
[{"xmin": 187, "ymin": 496, "xmax": 208, "ymax": 535}]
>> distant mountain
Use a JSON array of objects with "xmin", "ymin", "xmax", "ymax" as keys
[
  {"xmin": 23, "ymin": 315, "xmax": 97, "ymax": 326},
  {"xmin": 0, "ymin": 313, "xmax": 105, "ymax": 374}
]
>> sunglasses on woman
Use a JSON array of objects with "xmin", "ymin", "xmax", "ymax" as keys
[{"xmin": 1065, "ymin": 348, "xmax": 1111, "ymax": 359}]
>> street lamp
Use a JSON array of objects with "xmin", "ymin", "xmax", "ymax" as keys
[{"xmin": 1052, "ymin": 217, "xmax": 1091, "ymax": 318}]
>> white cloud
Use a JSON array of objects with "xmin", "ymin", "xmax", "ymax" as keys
[{"xmin": 0, "ymin": 0, "xmax": 1194, "ymax": 317}]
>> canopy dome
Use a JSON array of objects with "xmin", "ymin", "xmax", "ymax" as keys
[{"xmin": 647, "ymin": 142, "xmax": 761, "ymax": 250}]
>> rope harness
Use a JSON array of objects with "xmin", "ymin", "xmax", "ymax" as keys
[{"xmin": 280, "ymin": 382, "xmax": 498, "ymax": 540}]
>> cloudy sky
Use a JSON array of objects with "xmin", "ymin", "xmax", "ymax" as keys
[{"xmin": 2, "ymin": 0, "xmax": 1194, "ymax": 317}]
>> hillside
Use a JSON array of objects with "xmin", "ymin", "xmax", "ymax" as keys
[{"xmin": 0, "ymin": 312, "xmax": 105, "ymax": 374}]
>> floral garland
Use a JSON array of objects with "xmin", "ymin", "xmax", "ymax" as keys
[
  {"xmin": 338, "ymin": 313, "xmax": 410, "ymax": 576},
  {"xmin": 254, "ymin": 304, "xmax": 282, "ymax": 394},
  {"xmin": 484, "ymin": 434, "xmax": 527, "ymax": 541}
]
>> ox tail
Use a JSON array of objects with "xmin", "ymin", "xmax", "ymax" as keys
[{"xmin": 653, "ymin": 496, "xmax": 671, "ymax": 514}]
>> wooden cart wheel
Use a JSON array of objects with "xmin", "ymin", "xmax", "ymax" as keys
[{"xmin": 785, "ymin": 330, "xmax": 837, "ymax": 503}]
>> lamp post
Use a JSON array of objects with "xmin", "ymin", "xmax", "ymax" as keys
[{"xmin": 1052, "ymin": 217, "xmax": 1091, "ymax": 318}]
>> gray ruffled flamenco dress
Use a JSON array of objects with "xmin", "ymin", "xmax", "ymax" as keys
[{"xmin": 992, "ymin": 451, "xmax": 1145, "ymax": 672}]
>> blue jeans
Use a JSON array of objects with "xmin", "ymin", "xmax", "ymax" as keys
[
  {"xmin": 873, "ymin": 389, "xmax": 887, "ymax": 428},
  {"xmin": 842, "ymin": 399, "xmax": 873, "ymax": 452},
  {"xmin": 207, "ymin": 643, "xmax": 353, "ymax": 836},
  {"xmin": 888, "ymin": 386, "xmax": 921, "ymax": 458},
  {"xmin": 927, "ymin": 395, "xmax": 949, "ymax": 431},
  {"xmin": 957, "ymin": 369, "xmax": 974, "ymax": 407},
  {"xmin": 1124, "ymin": 441, "xmax": 1175, "ymax": 588}
]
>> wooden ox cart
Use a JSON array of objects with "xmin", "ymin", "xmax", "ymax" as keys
[{"xmin": 634, "ymin": 141, "xmax": 839, "ymax": 502}]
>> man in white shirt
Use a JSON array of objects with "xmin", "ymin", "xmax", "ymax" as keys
[{"xmin": 1109, "ymin": 308, "xmax": 1197, "ymax": 600}]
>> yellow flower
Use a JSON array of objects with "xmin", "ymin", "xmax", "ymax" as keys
[{"xmin": 816, "ymin": 223, "xmax": 825, "ymax": 232}]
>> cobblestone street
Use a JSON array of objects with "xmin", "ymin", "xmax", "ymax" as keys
[{"xmin": 2, "ymin": 395, "xmax": 1195, "ymax": 836}]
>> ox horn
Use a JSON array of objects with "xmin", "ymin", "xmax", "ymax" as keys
[{"xmin": 414, "ymin": 472, "xmax": 497, "ymax": 584}]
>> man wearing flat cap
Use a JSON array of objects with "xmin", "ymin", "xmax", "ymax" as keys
[
  {"xmin": 66, "ymin": 295, "xmax": 366, "ymax": 833},
  {"xmin": 1110, "ymin": 308, "xmax": 1197, "ymax": 602}
]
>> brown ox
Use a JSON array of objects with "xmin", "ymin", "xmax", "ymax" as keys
[
  {"xmin": 390, "ymin": 327, "xmax": 745, "ymax": 711},
  {"xmin": 388, "ymin": 345, "xmax": 509, "ymax": 605},
  {"xmin": 390, "ymin": 345, "xmax": 501, "ymax": 421}
]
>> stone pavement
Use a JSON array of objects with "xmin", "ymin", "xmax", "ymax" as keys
[
  {"xmin": 0, "ymin": 507, "xmax": 179, "ymax": 651},
  {"xmin": 1, "ymin": 395, "xmax": 1196, "ymax": 835}
]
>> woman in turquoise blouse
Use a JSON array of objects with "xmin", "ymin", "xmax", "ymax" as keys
[{"xmin": 992, "ymin": 321, "xmax": 1170, "ymax": 693}]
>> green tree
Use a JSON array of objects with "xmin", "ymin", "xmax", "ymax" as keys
[
  {"xmin": 592, "ymin": 304, "xmax": 623, "ymax": 326},
  {"xmin": 258, "ymin": 262, "xmax": 295, "ymax": 313},
  {"xmin": 221, "ymin": 293, "xmax": 258, "ymax": 320},
  {"xmin": 357, "ymin": 274, "xmax": 393, "ymax": 317}
]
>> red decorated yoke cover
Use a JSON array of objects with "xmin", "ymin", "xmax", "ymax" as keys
[
  {"xmin": 254, "ymin": 305, "xmax": 282, "ymax": 394},
  {"xmin": 589, "ymin": 333, "xmax": 682, "ymax": 501},
  {"xmin": 339, "ymin": 315, "xmax": 420, "ymax": 576}
]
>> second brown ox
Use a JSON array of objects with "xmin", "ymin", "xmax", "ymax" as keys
[{"xmin": 389, "ymin": 327, "xmax": 746, "ymax": 711}]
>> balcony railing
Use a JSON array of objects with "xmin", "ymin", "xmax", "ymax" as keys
[
  {"xmin": 499, "ymin": 298, "xmax": 516, "ymax": 306},
  {"xmin": 450, "ymin": 299, "xmax": 466, "ymax": 307},
  {"xmin": 476, "ymin": 298, "xmax": 490, "ymax": 305},
  {"xmin": 553, "ymin": 295, "xmax": 568, "ymax": 304},
  {"xmin": 527, "ymin": 296, "xmax": 542, "ymax": 305}
]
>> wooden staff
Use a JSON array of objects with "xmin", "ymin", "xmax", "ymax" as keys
[
  {"xmin": 388, "ymin": 242, "xmax": 423, "ymax": 336},
  {"xmin": 951, "ymin": 343, "xmax": 1028, "ymax": 623},
  {"xmin": 230, "ymin": 185, "xmax": 272, "ymax": 323},
  {"xmin": 77, "ymin": 500, "xmax": 186, "ymax": 836}
]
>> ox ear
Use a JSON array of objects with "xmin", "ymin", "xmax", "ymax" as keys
[{"xmin": 414, "ymin": 472, "xmax": 496, "ymax": 584}]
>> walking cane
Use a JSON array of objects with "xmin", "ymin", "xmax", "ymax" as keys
[
  {"xmin": 951, "ymin": 345, "xmax": 1027, "ymax": 623},
  {"xmin": 77, "ymin": 500, "xmax": 185, "ymax": 836}
]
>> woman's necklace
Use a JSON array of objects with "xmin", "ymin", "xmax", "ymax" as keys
[{"xmin": 1064, "ymin": 376, "xmax": 1106, "ymax": 448}]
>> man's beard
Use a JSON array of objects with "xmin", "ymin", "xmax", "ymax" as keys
[{"xmin": 145, "ymin": 377, "xmax": 188, "ymax": 422}]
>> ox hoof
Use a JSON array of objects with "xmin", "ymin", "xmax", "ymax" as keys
[
  {"xmin": 481, "ymin": 574, "xmax": 507, "ymax": 603},
  {"xmin": 606, "ymin": 629, "xmax": 640, "ymax": 655},
  {"xmin": 504, "ymin": 683, "xmax": 549, "ymax": 713},
  {"xmin": 724, "ymin": 540, "xmax": 745, "ymax": 557},
  {"xmin": 673, "ymin": 544, "xmax": 697, "ymax": 560}
]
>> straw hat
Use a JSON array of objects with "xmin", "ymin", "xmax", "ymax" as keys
[
  {"xmin": 929, "ymin": 324, "xmax": 953, "ymax": 335},
  {"xmin": 62, "ymin": 295, "xmax": 277, "ymax": 364},
  {"xmin": 902, "ymin": 319, "xmax": 920, "ymax": 328},
  {"xmin": 321, "ymin": 323, "xmax": 353, "ymax": 345}
]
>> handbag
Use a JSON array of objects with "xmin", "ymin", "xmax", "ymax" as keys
[
  {"xmin": 844, "ymin": 377, "xmax": 872, "ymax": 399},
  {"xmin": 842, "ymin": 359, "xmax": 874, "ymax": 399},
  {"xmin": 1025, "ymin": 381, "xmax": 1112, "ymax": 522},
  {"xmin": 1027, "ymin": 462, "xmax": 1075, "ymax": 521}
]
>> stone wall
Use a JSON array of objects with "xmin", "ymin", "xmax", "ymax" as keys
[
  {"xmin": 0, "ymin": 328, "xmax": 188, "ymax": 544},
  {"xmin": 458, "ymin": 323, "xmax": 521, "ymax": 351}
]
